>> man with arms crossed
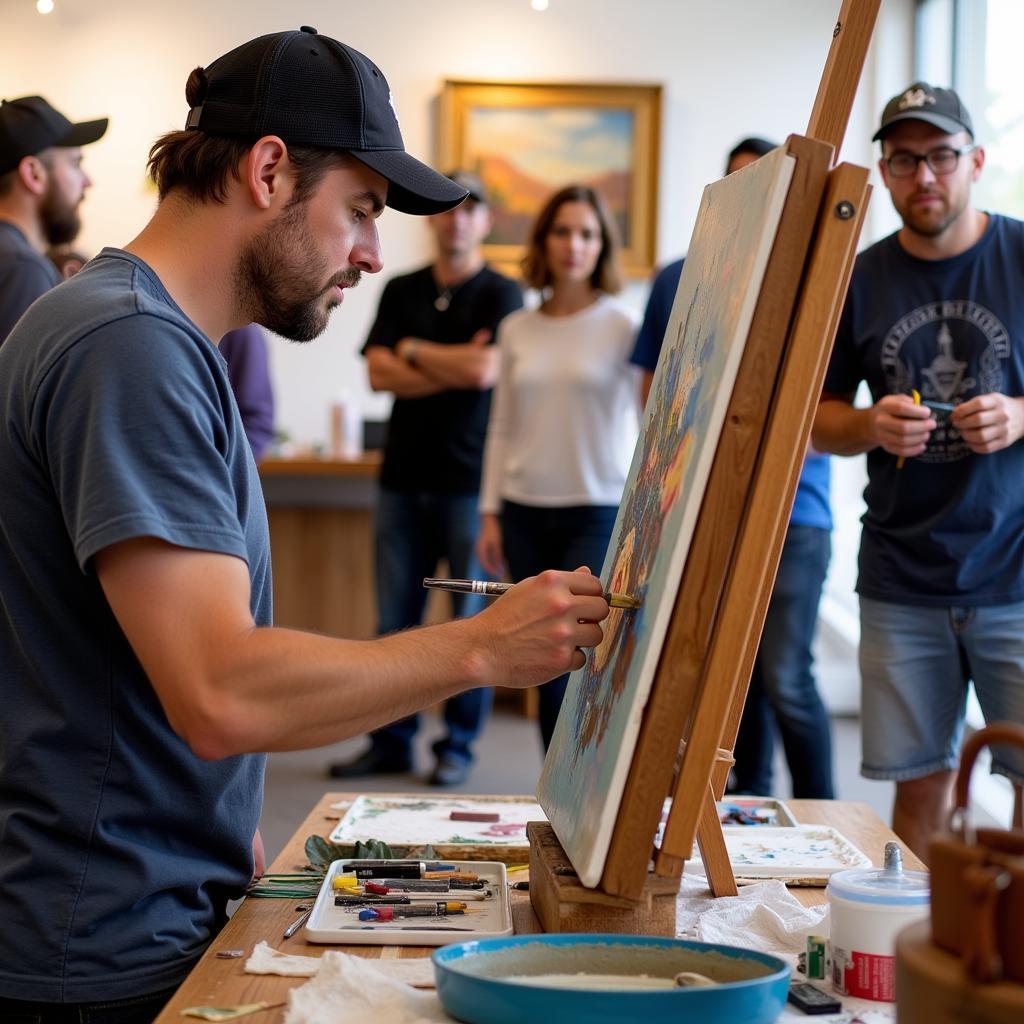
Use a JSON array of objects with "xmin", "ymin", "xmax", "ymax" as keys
[
  {"xmin": 813, "ymin": 82, "xmax": 1024, "ymax": 861},
  {"xmin": 330, "ymin": 172, "xmax": 522, "ymax": 786},
  {"xmin": 0, "ymin": 29, "xmax": 606, "ymax": 1021}
]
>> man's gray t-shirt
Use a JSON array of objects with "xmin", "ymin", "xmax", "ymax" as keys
[
  {"xmin": 0, "ymin": 249, "xmax": 271, "ymax": 1002},
  {"xmin": 0, "ymin": 220, "xmax": 62, "ymax": 345}
]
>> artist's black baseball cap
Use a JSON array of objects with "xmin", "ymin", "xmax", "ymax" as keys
[
  {"xmin": 185, "ymin": 26, "xmax": 467, "ymax": 216},
  {"xmin": 0, "ymin": 96, "xmax": 108, "ymax": 176},
  {"xmin": 873, "ymin": 82, "xmax": 974, "ymax": 142}
]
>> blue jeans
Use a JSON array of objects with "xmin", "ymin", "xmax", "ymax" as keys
[
  {"xmin": 859, "ymin": 596, "xmax": 1024, "ymax": 783},
  {"xmin": 370, "ymin": 489, "xmax": 492, "ymax": 764},
  {"xmin": 731, "ymin": 525, "xmax": 834, "ymax": 798},
  {"xmin": 500, "ymin": 500, "xmax": 619, "ymax": 752},
  {"xmin": 0, "ymin": 985, "xmax": 177, "ymax": 1024}
]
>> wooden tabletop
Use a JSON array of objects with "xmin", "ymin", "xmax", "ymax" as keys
[
  {"xmin": 258, "ymin": 453, "xmax": 382, "ymax": 478},
  {"xmin": 153, "ymin": 795, "xmax": 921, "ymax": 1021}
]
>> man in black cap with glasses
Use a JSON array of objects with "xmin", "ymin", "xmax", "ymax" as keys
[
  {"xmin": 0, "ymin": 30, "xmax": 606, "ymax": 1020},
  {"xmin": 0, "ymin": 95, "xmax": 107, "ymax": 343},
  {"xmin": 814, "ymin": 82, "xmax": 1024, "ymax": 863}
]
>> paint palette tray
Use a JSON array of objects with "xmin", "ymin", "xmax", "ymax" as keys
[
  {"xmin": 329, "ymin": 793, "xmax": 544, "ymax": 864},
  {"xmin": 304, "ymin": 859, "xmax": 513, "ymax": 946},
  {"xmin": 691, "ymin": 825, "xmax": 873, "ymax": 885}
]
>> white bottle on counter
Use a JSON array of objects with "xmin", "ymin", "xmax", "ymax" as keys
[{"xmin": 329, "ymin": 390, "xmax": 363, "ymax": 460}]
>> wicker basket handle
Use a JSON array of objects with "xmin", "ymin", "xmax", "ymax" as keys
[{"xmin": 955, "ymin": 722, "xmax": 1024, "ymax": 813}]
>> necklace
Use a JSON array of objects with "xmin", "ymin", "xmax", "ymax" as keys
[{"xmin": 433, "ymin": 268, "xmax": 475, "ymax": 311}]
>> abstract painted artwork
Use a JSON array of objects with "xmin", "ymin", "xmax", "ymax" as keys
[{"xmin": 537, "ymin": 147, "xmax": 796, "ymax": 886}]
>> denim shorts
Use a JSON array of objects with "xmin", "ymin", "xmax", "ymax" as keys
[{"xmin": 859, "ymin": 596, "xmax": 1024, "ymax": 783}]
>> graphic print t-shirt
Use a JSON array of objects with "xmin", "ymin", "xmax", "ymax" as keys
[{"xmin": 825, "ymin": 215, "xmax": 1024, "ymax": 605}]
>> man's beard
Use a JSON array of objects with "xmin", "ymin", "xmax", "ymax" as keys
[
  {"xmin": 40, "ymin": 181, "xmax": 81, "ymax": 246},
  {"xmin": 235, "ymin": 202, "xmax": 360, "ymax": 342},
  {"xmin": 898, "ymin": 188, "xmax": 964, "ymax": 239}
]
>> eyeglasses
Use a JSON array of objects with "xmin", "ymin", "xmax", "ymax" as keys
[{"xmin": 884, "ymin": 145, "xmax": 976, "ymax": 178}]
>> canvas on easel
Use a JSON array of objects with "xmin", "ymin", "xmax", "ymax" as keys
[
  {"xmin": 533, "ymin": 0, "xmax": 881, "ymax": 919},
  {"xmin": 537, "ymin": 149, "xmax": 796, "ymax": 887}
]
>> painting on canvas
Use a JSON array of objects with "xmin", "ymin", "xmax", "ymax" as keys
[{"xmin": 537, "ymin": 147, "xmax": 796, "ymax": 887}]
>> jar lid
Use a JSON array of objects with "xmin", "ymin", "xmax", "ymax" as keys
[
  {"xmin": 827, "ymin": 841, "xmax": 929, "ymax": 905},
  {"xmin": 827, "ymin": 864, "xmax": 930, "ymax": 904}
]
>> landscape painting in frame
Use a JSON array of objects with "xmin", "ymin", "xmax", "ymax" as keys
[
  {"xmin": 439, "ymin": 81, "xmax": 660, "ymax": 277},
  {"xmin": 537, "ymin": 147, "xmax": 796, "ymax": 887}
]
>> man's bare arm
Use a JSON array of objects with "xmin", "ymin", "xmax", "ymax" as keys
[
  {"xmin": 95, "ymin": 538, "xmax": 607, "ymax": 760},
  {"xmin": 365, "ymin": 346, "xmax": 444, "ymax": 398}
]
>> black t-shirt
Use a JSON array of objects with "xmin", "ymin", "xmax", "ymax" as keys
[{"xmin": 362, "ymin": 264, "xmax": 523, "ymax": 494}]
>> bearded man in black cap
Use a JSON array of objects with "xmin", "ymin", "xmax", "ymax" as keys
[
  {"xmin": 0, "ymin": 95, "xmax": 107, "ymax": 343},
  {"xmin": 0, "ymin": 30, "xmax": 606, "ymax": 1019},
  {"xmin": 814, "ymin": 82, "xmax": 1024, "ymax": 863}
]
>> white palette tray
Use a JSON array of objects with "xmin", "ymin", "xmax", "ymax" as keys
[
  {"xmin": 692, "ymin": 825, "xmax": 872, "ymax": 883},
  {"xmin": 304, "ymin": 859, "xmax": 514, "ymax": 946}
]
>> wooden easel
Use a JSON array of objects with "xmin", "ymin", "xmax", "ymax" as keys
[{"xmin": 530, "ymin": 0, "xmax": 879, "ymax": 933}]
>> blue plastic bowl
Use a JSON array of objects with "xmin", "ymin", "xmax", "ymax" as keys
[{"xmin": 432, "ymin": 933, "xmax": 791, "ymax": 1024}]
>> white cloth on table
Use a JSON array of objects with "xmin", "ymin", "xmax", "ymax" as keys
[
  {"xmin": 245, "ymin": 940, "xmax": 436, "ymax": 988},
  {"xmin": 281, "ymin": 950, "xmax": 452, "ymax": 1024}
]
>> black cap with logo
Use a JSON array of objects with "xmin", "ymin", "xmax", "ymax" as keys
[
  {"xmin": 873, "ymin": 82, "xmax": 974, "ymax": 142},
  {"xmin": 0, "ymin": 96, "xmax": 108, "ymax": 177},
  {"xmin": 185, "ymin": 27, "xmax": 467, "ymax": 216}
]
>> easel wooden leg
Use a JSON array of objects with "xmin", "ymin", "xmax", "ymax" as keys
[{"xmin": 696, "ymin": 785, "xmax": 738, "ymax": 896}]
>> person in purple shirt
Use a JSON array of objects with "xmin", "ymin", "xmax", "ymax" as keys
[
  {"xmin": 219, "ymin": 324, "xmax": 275, "ymax": 460},
  {"xmin": 631, "ymin": 137, "xmax": 834, "ymax": 800}
]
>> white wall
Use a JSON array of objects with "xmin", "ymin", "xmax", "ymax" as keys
[{"xmin": 3, "ymin": 0, "xmax": 913, "ymax": 449}]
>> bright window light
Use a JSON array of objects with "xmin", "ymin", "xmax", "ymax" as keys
[
  {"xmin": 37, "ymin": 0, "xmax": 55, "ymax": 13},
  {"xmin": 531, "ymin": 0, "xmax": 549, "ymax": 11}
]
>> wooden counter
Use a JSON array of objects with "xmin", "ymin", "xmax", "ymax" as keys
[
  {"xmin": 259, "ymin": 454, "xmax": 382, "ymax": 639},
  {"xmin": 153, "ymin": 794, "xmax": 923, "ymax": 1022}
]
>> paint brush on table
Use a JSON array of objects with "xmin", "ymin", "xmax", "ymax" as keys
[{"xmin": 423, "ymin": 577, "xmax": 641, "ymax": 610}]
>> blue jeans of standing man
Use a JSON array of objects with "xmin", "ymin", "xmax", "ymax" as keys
[
  {"xmin": 370, "ymin": 488, "xmax": 492, "ymax": 766},
  {"xmin": 500, "ymin": 500, "xmax": 619, "ymax": 752},
  {"xmin": 731, "ymin": 524, "xmax": 834, "ymax": 798}
]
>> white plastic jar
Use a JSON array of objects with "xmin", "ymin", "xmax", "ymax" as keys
[{"xmin": 826, "ymin": 844, "xmax": 929, "ymax": 1002}]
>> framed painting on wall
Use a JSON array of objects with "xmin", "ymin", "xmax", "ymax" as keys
[{"xmin": 439, "ymin": 80, "xmax": 661, "ymax": 278}]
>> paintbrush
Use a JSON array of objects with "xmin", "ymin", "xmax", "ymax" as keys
[{"xmin": 424, "ymin": 577, "xmax": 641, "ymax": 610}]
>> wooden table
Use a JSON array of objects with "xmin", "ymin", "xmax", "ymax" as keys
[
  {"xmin": 154, "ymin": 795, "xmax": 922, "ymax": 1021},
  {"xmin": 259, "ymin": 455, "xmax": 382, "ymax": 639}
]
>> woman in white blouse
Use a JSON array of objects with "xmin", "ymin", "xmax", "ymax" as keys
[{"xmin": 476, "ymin": 184, "xmax": 641, "ymax": 750}]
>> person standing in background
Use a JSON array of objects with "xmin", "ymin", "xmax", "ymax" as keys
[
  {"xmin": 219, "ymin": 325, "xmax": 276, "ymax": 461},
  {"xmin": 631, "ymin": 137, "xmax": 835, "ymax": 800},
  {"xmin": 0, "ymin": 95, "xmax": 107, "ymax": 344},
  {"xmin": 477, "ymin": 184, "xmax": 641, "ymax": 751},
  {"xmin": 814, "ymin": 83, "xmax": 1024, "ymax": 860},
  {"xmin": 329, "ymin": 171, "xmax": 523, "ymax": 786}
]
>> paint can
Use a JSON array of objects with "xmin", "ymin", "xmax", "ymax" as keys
[{"xmin": 826, "ymin": 842, "xmax": 929, "ymax": 1002}]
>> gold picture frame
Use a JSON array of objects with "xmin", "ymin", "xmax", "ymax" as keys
[{"xmin": 440, "ymin": 80, "xmax": 662, "ymax": 279}]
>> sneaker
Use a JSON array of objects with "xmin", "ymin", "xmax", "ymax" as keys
[
  {"xmin": 428, "ymin": 753, "xmax": 471, "ymax": 787},
  {"xmin": 327, "ymin": 747, "xmax": 412, "ymax": 779}
]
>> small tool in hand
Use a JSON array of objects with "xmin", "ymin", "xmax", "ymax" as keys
[{"xmin": 896, "ymin": 388, "xmax": 922, "ymax": 470}]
